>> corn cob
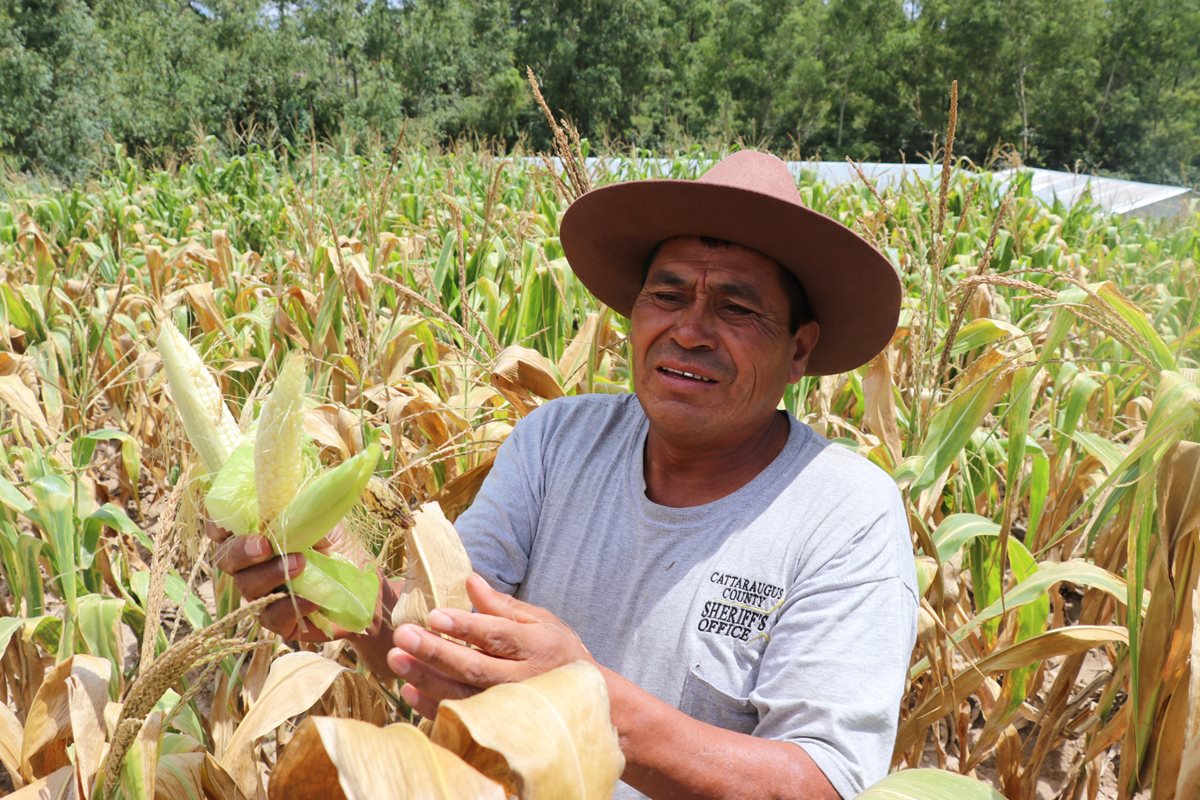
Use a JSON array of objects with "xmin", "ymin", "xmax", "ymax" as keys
[
  {"xmin": 156, "ymin": 332, "xmax": 383, "ymax": 632},
  {"xmin": 156, "ymin": 321, "xmax": 241, "ymax": 475},
  {"xmin": 255, "ymin": 352, "xmax": 307, "ymax": 524}
]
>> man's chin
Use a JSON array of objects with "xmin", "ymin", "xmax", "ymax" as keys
[{"xmin": 638, "ymin": 400, "xmax": 722, "ymax": 440}]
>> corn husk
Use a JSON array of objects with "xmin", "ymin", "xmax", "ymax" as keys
[{"xmin": 431, "ymin": 661, "xmax": 624, "ymax": 800}]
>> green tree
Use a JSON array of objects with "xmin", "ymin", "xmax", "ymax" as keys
[
  {"xmin": 514, "ymin": 0, "xmax": 662, "ymax": 143},
  {"xmin": 392, "ymin": 0, "xmax": 525, "ymax": 141},
  {"xmin": 0, "ymin": 0, "xmax": 113, "ymax": 176}
]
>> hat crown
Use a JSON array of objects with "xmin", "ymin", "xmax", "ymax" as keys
[{"xmin": 697, "ymin": 151, "xmax": 801, "ymax": 205}]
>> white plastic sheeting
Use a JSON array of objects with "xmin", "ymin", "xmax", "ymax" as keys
[{"xmin": 541, "ymin": 157, "xmax": 1196, "ymax": 219}]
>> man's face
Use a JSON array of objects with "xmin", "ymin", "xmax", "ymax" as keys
[{"xmin": 630, "ymin": 236, "xmax": 820, "ymax": 445}]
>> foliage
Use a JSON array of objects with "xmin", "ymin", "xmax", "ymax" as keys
[
  {"xmin": 1, "ymin": 137, "xmax": 1200, "ymax": 796},
  {"xmin": 1, "ymin": 1, "xmax": 1199, "ymax": 184}
]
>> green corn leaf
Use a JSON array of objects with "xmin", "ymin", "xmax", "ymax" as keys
[
  {"xmin": 26, "ymin": 474, "xmax": 79, "ymax": 624},
  {"xmin": 1091, "ymin": 281, "xmax": 1176, "ymax": 371},
  {"xmin": 77, "ymin": 593, "xmax": 127, "ymax": 699},
  {"xmin": 950, "ymin": 318, "xmax": 1026, "ymax": 356},
  {"xmin": 1072, "ymin": 431, "xmax": 1126, "ymax": 474},
  {"xmin": 0, "ymin": 476, "xmax": 32, "ymax": 514},
  {"xmin": 906, "ymin": 350, "xmax": 1012, "ymax": 495},
  {"xmin": 931, "ymin": 513, "xmax": 998, "ymax": 562},
  {"xmin": 72, "ymin": 429, "xmax": 141, "ymax": 499}
]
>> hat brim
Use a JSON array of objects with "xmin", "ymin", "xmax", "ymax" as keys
[{"xmin": 559, "ymin": 180, "xmax": 901, "ymax": 376}]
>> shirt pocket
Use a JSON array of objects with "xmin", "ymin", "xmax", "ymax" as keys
[{"xmin": 678, "ymin": 665, "xmax": 759, "ymax": 735}]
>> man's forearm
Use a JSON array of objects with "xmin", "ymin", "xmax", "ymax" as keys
[
  {"xmin": 346, "ymin": 577, "xmax": 404, "ymax": 678},
  {"xmin": 599, "ymin": 665, "xmax": 839, "ymax": 800}
]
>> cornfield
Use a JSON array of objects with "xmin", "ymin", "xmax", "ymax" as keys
[{"xmin": 1, "ymin": 124, "xmax": 1199, "ymax": 799}]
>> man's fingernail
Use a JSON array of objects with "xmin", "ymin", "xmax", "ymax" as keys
[
  {"xmin": 391, "ymin": 653, "xmax": 412, "ymax": 676},
  {"xmin": 428, "ymin": 609, "xmax": 453, "ymax": 632},
  {"xmin": 286, "ymin": 553, "xmax": 304, "ymax": 573},
  {"xmin": 394, "ymin": 627, "xmax": 420, "ymax": 652},
  {"xmin": 247, "ymin": 537, "xmax": 269, "ymax": 558}
]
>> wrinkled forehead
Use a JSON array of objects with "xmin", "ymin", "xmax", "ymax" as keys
[
  {"xmin": 645, "ymin": 236, "xmax": 781, "ymax": 280},
  {"xmin": 644, "ymin": 236, "xmax": 793, "ymax": 295}
]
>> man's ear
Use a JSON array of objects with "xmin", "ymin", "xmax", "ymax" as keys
[{"xmin": 788, "ymin": 322, "xmax": 820, "ymax": 383}]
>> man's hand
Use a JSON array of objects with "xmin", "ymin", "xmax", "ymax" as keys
[
  {"xmin": 204, "ymin": 520, "xmax": 392, "ymax": 644},
  {"xmin": 386, "ymin": 573, "xmax": 592, "ymax": 718}
]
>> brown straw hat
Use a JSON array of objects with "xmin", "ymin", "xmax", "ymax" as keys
[{"xmin": 558, "ymin": 150, "xmax": 901, "ymax": 376}]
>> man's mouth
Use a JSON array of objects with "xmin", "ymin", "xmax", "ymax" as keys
[{"xmin": 658, "ymin": 366, "xmax": 717, "ymax": 383}]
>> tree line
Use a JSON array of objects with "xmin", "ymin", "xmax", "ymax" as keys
[{"xmin": 2, "ymin": 0, "xmax": 1197, "ymax": 186}]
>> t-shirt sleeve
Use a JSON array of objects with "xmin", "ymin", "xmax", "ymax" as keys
[
  {"xmin": 453, "ymin": 405, "xmax": 549, "ymax": 595},
  {"xmin": 750, "ymin": 477, "xmax": 918, "ymax": 799}
]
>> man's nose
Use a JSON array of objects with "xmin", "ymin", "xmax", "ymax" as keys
[{"xmin": 670, "ymin": 300, "xmax": 718, "ymax": 350}]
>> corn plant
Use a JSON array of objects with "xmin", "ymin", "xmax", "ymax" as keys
[{"xmin": 1, "ymin": 131, "xmax": 1199, "ymax": 798}]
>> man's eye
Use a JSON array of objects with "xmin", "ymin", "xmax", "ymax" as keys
[
  {"xmin": 653, "ymin": 292, "xmax": 682, "ymax": 303},
  {"xmin": 722, "ymin": 303, "xmax": 753, "ymax": 316}
]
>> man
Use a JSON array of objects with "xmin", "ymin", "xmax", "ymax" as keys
[{"xmin": 212, "ymin": 151, "xmax": 918, "ymax": 799}]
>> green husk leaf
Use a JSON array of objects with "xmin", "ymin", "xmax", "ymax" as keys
[
  {"xmin": 205, "ymin": 438, "xmax": 259, "ymax": 537},
  {"xmin": 275, "ymin": 444, "xmax": 381, "ymax": 553},
  {"xmin": 858, "ymin": 768, "xmax": 1006, "ymax": 798},
  {"xmin": 290, "ymin": 549, "xmax": 379, "ymax": 633}
]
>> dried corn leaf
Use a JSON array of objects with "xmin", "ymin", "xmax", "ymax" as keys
[
  {"xmin": 0, "ymin": 700, "xmax": 24, "ymax": 791},
  {"xmin": 220, "ymin": 652, "xmax": 347, "ymax": 798},
  {"xmin": 8, "ymin": 764, "xmax": 76, "ymax": 799},
  {"xmin": 431, "ymin": 661, "xmax": 624, "ymax": 800},
  {"xmin": 20, "ymin": 655, "xmax": 111, "ymax": 783},
  {"xmin": 154, "ymin": 752, "xmax": 204, "ymax": 800},
  {"xmin": 897, "ymin": 625, "xmax": 1128, "ymax": 755},
  {"xmin": 268, "ymin": 717, "xmax": 505, "ymax": 800},
  {"xmin": 68, "ymin": 670, "xmax": 108, "ymax": 799},
  {"xmin": 0, "ymin": 373, "xmax": 54, "ymax": 439},
  {"xmin": 200, "ymin": 754, "xmax": 245, "ymax": 800},
  {"xmin": 432, "ymin": 454, "xmax": 497, "ymax": 522},
  {"xmin": 391, "ymin": 502, "xmax": 473, "ymax": 629},
  {"xmin": 491, "ymin": 346, "xmax": 564, "ymax": 416},
  {"xmin": 183, "ymin": 283, "xmax": 224, "ymax": 334},
  {"xmin": 557, "ymin": 313, "xmax": 610, "ymax": 392},
  {"xmin": 862, "ymin": 351, "xmax": 902, "ymax": 466},
  {"xmin": 1174, "ymin": 586, "xmax": 1200, "ymax": 798}
]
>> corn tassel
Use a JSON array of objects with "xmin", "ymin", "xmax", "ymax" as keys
[
  {"xmin": 274, "ymin": 444, "xmax": 381, "ymax": 552},
  {"xmin": 156, "ymin": 321, "xmax": 241, "ymax": 474},
  {"xmin": 255, "ymin": 352, "xmax": 307, "ymax": 524}
]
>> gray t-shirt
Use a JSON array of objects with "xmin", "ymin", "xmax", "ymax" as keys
[{"xmin": 457, "ymin": 393, "xmax": 918, "ymax": 799}]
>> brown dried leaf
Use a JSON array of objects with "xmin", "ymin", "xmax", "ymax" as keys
[
  {"xmin": 20, "ymin": 655, "xmax": 111, "ymax": 783},
  {"xmin": 201, "ymin": 754, "xmax": 246, "ymax": 800},
  {"xmin": 431, "ymin": 661, "xmax": 624, "ymax": 800},
  {"xmin": 1173, "ymin": 585, "xmax": 1200, "ymax": 798},
  {"xmin": 0, "ymin": 373, "xmax": 53, "ymax": 439},
  {"xmin": 7, "ymin": 764, "xmax": 77, "ymax": 799},
  {"xmin": 432, "ymin": 454, "xmax": 497, "ymax": 522},
  {"xmin": 862, "ymin": 351, "xmax": 902, "ymax": 465},
  {"xmin": 491, "ymin": 345, "xmax": 564, "ymax": 417},
  {"xmin": 0, "ymin": 700, "xmax": 24, "ymax": 791},
  {"xmin": 67, "ymin": 671, "xmax": 108, "ymax": 799},
  {"xmin": 896, "ymin": 626, "xmax": 1128, "ymax": 755},
  {"xmin": 154, "ymin": 752, "xmax": 204, "ymax": 800},
  {"xmin": 269, "ymin": 717, "xmax": 505, "ymax": 800},
  {"xmin": 557, "ymin": 313, "xmax": 611, "ymax": 392},
  {"xmin": 183, "ymin": 283, "xmax": 225, "ymax": 334},
  {"xmin": 391, "ymin": 503, "xmax": 473, "ymax": 629},
  {"xmin": 219, "ymin": 652, "xmax": 348, "ymax": 799}
]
